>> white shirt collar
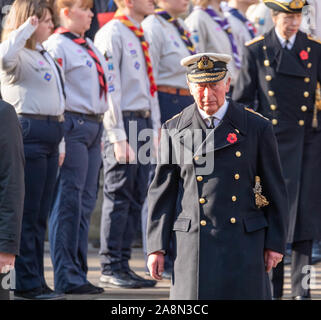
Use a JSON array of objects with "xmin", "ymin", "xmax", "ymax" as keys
[
  {"xmin": 274, "ymin": 28, "xmax": 296, "ymax": 49},
  {"xmin": 198, "ymin": 99, "xmax": 229, "ymax": 122}
]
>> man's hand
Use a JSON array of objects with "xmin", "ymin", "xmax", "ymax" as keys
[
  {"xmin": 113, "ymin": 140, "xmax": 135, "ymax": 163},
  {"xmin": 147, "ymin": 251, "xmax": 165, "ymax": 280},
  {"xmin": 0, "ymin": 252, "xmax": 15, "ymax": 274},
  {"xmin": 58, "ymin": 153, "xmax": 65, "ymax": 167},
  {"xmin": 264, "ymin": 249, "xmax": 283, "ymax": 273}
]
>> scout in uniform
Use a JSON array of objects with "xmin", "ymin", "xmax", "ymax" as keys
[
  {"xmin": 221, "ymin": 0, "xmax": 258, "ymax": 60},
  {"xmin": 147, "ymin": 53, "xmax": 288, "ymax": 300},
  {"xmin": 185, "ymin": 0, "xmax": 240, "ymax": 87},
  {"xmin": 44, "ymin": 0, "xmax": 108, "ymax": 295},
  {"xmin": 142, "ymin": 0, "xmax": 196, "ymax": 123},
  {"xmin": 94, "ymin": 0, "xmax": 160, "ymax": 289},
  {"xmin": 0, "ymin": 0, "xmax": 65, "ymax": 299},
  {"xmin": 233, "ymin": 0, "xmax": 321, "ymax": 299}
]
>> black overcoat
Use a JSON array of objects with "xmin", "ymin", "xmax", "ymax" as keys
[
  {"xmin": 233, "ymin": 29, "xmax": 321, "ymax": 242},
  {"xmin": 0, "ymin": 100, "xmax": 24, "ymax": 255},
  {"xmin": 147, "ymin": 101, "xmax": 288, "ymax": 299}
]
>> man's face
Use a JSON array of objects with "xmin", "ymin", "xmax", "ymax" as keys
[
  {"xmin": 132, "ymin": 0, "xmax": 155, "ymax": 16},
  {"xmin": 272, "ymin": 12, "xmax": 302, "ymax": 39},
  {"xmin": 188, "ymin": 78, "xmax": 231, "ymax": 115}
]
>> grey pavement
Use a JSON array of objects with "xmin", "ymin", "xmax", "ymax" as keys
[{"xmin": 11, "ymin": 243, "xmax": 321, "ymax": 300}]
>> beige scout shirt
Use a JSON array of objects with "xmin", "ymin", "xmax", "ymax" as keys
[
  {"xmin": 142, "ymin": 14, "xmax": 195, "ymax": 90},
  {"xmin": 221, "ymin": 2, "xmax": 254, "ymax": 62},
  {"xmin": 94, "ymin": 17, "xmax": 161, "ymax": 143},
  {"xmin": 185, "ymin": 6, "xmax": 239, "ymax": 85},
  {"xmin": 0, "ymin": 19, "xmax": 64, "ymax": 115}
]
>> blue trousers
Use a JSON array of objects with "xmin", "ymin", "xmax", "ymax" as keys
[
  {"xmin": 100, "ymin": 114, "xmax": 152, "ymax": 274},
  {"xmin": 158, "ymin": 91, "xmax": 194, "ymax": 124},
  {"xmin": 49, "ymin": 113, "xmax": 103, "ymax": 292},
  {"xmin": 15, "ymin": 117, "xmax": 63, "ymax": 291}
]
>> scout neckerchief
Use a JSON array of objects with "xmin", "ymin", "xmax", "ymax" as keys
[
  {"xmin": 154, "ymin": 8, "xmax": 196, "ymax": 55},
  {"xmin": 113, "ymin": 11, "xmax": 157, "ymax": 97},
  {"xmin": 55, "ymin": 27, "xmax": 108, "ymax": 100},
  {"xmin": 197, "ymin": 6, "xmax": 241, "ymax": 69},
  {"xmin": 228, "ymin": 8, "xmax": 257, "ymax": 39}
]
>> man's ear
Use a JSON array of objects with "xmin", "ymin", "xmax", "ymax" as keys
[{"xmin": 225, "ymin": 77, "xmax": 231, "ymax": 93}]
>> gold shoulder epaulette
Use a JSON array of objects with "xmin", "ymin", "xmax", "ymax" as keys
[
  {"xmin": 307, "ymin": 34, "xmax": 321, "ymax": 45},
  {"xmin": 244, "ymin": 107, "xmax": 269, "ymax": 120},
  {"xmin": 245, "ymin": 35, "xmax": 264, "ymax": 47}
]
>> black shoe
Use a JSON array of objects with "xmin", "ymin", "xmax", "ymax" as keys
[
  {"xmin": 14, "ymin": 287, "xmax": 65, "ymax": 300},
  {"xmin": 99, "ymin": 271, "xmax": 141, "ymax": 288},
  {"xmin": 292, "ymin": 296, "xmax": 311, "ymax": 300},
  {"xmin": 65, "ymin": 283, "xmax": 104, "ymax": 294},
  {"xmin": 126, "ymin": 269, "xmax": 157, "ymax": 288}
]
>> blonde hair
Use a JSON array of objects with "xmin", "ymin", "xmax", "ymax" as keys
[
  {"xmin": 55, "ymin": 0, "xmax": 93, "ymax": 13},
  {"xmin": 1, "ymin": 0, "xmax": 53, "ymax": 49},
  {"xmin": 192, "ymin": 0, "xmax": 210, "ymax": 8}
]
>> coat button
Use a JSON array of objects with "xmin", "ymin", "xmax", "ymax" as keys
[
  {"xmin": 304, "ymin": 77, "xmax": 310, "ymax": 83},
  {"xmin": 304, "ymin": 91, "xmax": 309, "ymax": 98},
  {"xmin": 298, "ymin": 120, "xmax": 305, "ymax": 126},
  {"xmin": 194, "ymin": 155, "xmax": 199, "ymax": 161},
  {"xmin": 272, "ymin": 119, "xmax": 278, "ymax": 125},
  {"xmin": 264, "ymin": 60, "xmax": 270, "ymax": 67},
  {"xmin": 234, "ymin": 173, "xmax": 240, "ymax": 180},
  {"xmin": 200, "ymin": 220, "xmax": 207, "ymax": 226},
  {"xmin": 307, "ymin": 62, "xmax": 312, "ymax": 68},
  {"xmin": 268, "ymin": 90, "xmax": 274, "ymax": 96},
  {"xmin": 197, "ymin": 176, "xmax": 203, "ymax": 182},
  {"xmin": 199, "ymin": 198, "xmax": 206, "ymax": 204},
  {"xmin": 270, "ymin": 104, "xmax": 277, "ymax": 110},
  {"xmin": 265, "ymin": 75, "xmax": 272, "ymax": 81},
  {"xmin": 307, "ymin": 47, "xmax": 311, "ymax": 52},
  {"xmin": 235, "ymin": 151, "xmax": 241, "ymax": 157},
  {"xmin": 230, "ymin": 217, "xmax": 236, "ymax": 224},
  {"xmin": 301, "ymin": 105, "xmax": 307, "ymax": 112},
  {"xmin": 232, "ymin": 196, "xmax": 237, "ymax": 202}
]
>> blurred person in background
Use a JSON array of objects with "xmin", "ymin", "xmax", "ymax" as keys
[
  {"xmin": 0, "ymin": 0, "xmax": 65, "ymax": 300},
  {"xmin": 0, "ymin": 100, "xmax": 24, "ymax": 300},
  {"xmin": 44, "ymin": 0, "xmax": 108, "ymax": 295}
]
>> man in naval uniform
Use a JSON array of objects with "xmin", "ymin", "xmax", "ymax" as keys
[
  {"xmin": 146, "ymin": 52, "xmax": 288, "ymax": 299},
  {"xmin": 233, "ymin": 0, "xmax": 321, "ymax": 300}
]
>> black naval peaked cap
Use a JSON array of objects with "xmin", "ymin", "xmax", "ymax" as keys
[
  {"xmin": 263, "ymin": 0, "xmax": 307, "ymax": 13},
  {"xmin": 180, "ymin": 53, "xmax": 231, "ymax": 84}
]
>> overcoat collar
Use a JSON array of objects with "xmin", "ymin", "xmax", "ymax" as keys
[
  {"xmin": 265, "ymin": 29, "xmax": 309, "ymax": 77},
  {"xmin": 174, "ymin": 100, "xmax": 247, "ymax": 156}
]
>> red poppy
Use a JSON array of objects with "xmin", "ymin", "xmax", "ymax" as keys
[
  {"xmin": 227, "ymin": 133, "xmax": 238, "ymax": 144},
  {"xmin": 56, "ymin": 58, "xmax": 63, "ymax": 67},
  {"xmin": 299, "ymin": 50, "xmax": 309, "ymax": 60}
]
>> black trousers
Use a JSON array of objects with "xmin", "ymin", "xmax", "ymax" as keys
[{"xmin": 270, "ymin": 240, "xmax": 313, "ymax": 298}]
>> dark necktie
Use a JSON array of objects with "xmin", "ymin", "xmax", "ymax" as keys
[
  {"xmin": 208, "ymin": 116, "xmax": 215, "ymax": 129},
  {"xmin": 284, "ymin": 40, "xmax": 290, "ymax": 51}
]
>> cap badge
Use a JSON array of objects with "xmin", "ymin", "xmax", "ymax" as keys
[
  {"xmin": 197, "ymin": 56, "xmax": 214, "ymax": 70},
  {"xmin": 289, "ymin": 0, "xmax": 304, "ymax": 9}
]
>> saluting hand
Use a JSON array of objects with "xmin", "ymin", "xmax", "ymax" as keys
[
  {"xmin": 264, "ymin": 249, "xmax": 283, "ymax": 273},
  {"xmin": 29, "ymin": 15, "xmax": 39, "ymax": 27}
]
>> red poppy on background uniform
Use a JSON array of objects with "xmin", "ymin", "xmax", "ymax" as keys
[
  {"xmin": 299, "ymin": 50, "xmax": 309, "ymax": 60},
  {"xmin": 227, "ymin": 133, "xmax": 237, "ymax": 144},
  {"xmin": 56, "ymin": 58, "xmax": 63, "ymax": 67}
]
